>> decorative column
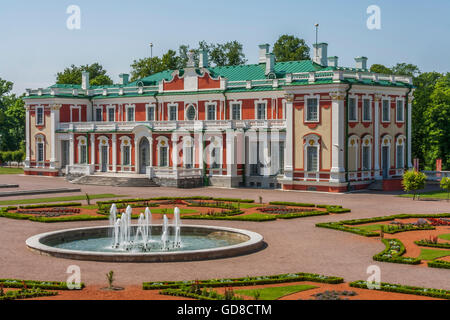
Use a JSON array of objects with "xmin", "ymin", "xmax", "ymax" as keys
[
  {"xmin": 69, "ymin": 133, "xmax": 75, "ymax": 167},
  {"xmin": 283, "ymin": 94, "xmax": 294, "ymax": 181},
  {"xmin": 329, "ymin": 90, "xmax": 346, "ymax": 183},
  {"xmin": 50, "ymin": 104, "xmax": 61, "ymax": 169},
  {"xmin": 374, "ymin": 93, "xmax": 382, "ymax": 180},
  {"xmin": 24, "ymin": 105, "xmax": 31, "ymax": 168},
  {"xmin": 226, "ymin": 129, "xmax": 236, "ymax": 177},
  {"xmin": 172, "ymin": 133, "xmax": 178, "ymax": 170},
  {"xmin": 407, "ymin": 92, "xmax": 413, "ymax": 168},
  {"xmin": 196, "ymin": 130, "xmax": 204, "ymax": 169},
  {"xmin": 147, "ymin": 135, "xmax": 153, "ymax": 167},
  {"xmin": 90, "ymin": 134, "xmax": 96, "ymax": 166},
  {"xmin": 134, "ymin": 137, "xmax": 139, "ymax": 173},
  {"xmin": 112, "ymin": 133, "xmax": 117, "ymax": 172}
]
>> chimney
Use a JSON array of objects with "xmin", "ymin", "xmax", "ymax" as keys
[
  {"xmin": 355, "ymin": 56, "xmax": 368, "ymax": 70},
  {"xmin": 258, "ymin": 44, "xmax": 270, "ymax": 64},
  {"xmin": 327, "ymin": 56, "xmax": 338, "ymax": 67},
  {"xmin": 265, "ymin": 53, "xmax": 275, "ymax": 75},
  {"xmin": 119, "ymin": 73, "xmax": 129, "ymax": 85},
  {"xmin": 312, "ymin": 43, "xmax": 328, "ymax": 66},
  {"xmin": 81, "ymin": 72, "xmax": 90, "ymax": 90},
  {"xmin": 199, "ymin": 50, "xmax": 209, "ymax": 68}
]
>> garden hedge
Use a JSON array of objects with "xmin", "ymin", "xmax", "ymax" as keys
[
  {"xmin": 414, "ymin": 240, "xmax": 450, "ymax": 249},
  {"xmin": 428, "ymin": 260, "xmax": 450, "ymax": 269},
  {"xmin": 143, "ymin": 272, "xmax": 344, "ymax": 290},
  {"xmin": 349, "ymin": 280, "xmax": 450, "ymax": 299},
  {"xmin": 0, "ymin": 278, "xmax": 85, "ymax": 290},
  {"xmin": 0, "ymin": 288, "xmax": 58, "ymax": 300},
  {"xmin": 373, "ymin": 239, "xmax": 421, "ymax": 265},
  {"xmin": 18, "ymin": 202, "xmax": 82, "ymax": 209}
]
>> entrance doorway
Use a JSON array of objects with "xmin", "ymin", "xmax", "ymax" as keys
[
  {"xmin": 61, "ymin": 140, "xmax": 69, "ymax": 170},
  {"xmin": 382, "ymin": 146, "xmax": 389, "ymax": 179},
  {"xmin": 101, "ymin": 146, "xmax": 108, "ymax": 172},
  {"xmin": 139, "ymin": 138, "xmax": 150, "ymax": 174}
]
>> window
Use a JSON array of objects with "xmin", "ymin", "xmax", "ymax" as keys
[
  {"xmin": 186, "ymin": 105, "xmax": 196, "ymax": 120},
  {"xmin": 231, "ymin": 103, "xmax": 241, "ymax": 120},
  {"xmin": 123, "ymin": 146, "xmax": 131, "ymax": 165},
  {"xmin": 363, "ymin": 99, "xmax": 371, "ymax": 121},
  {"xmin": 382, "ymin": 100, "xmax": 390, "ymax": 122},
  {"xmin": 159, "ymin": 147, "xmax": 168, "ymax": 166},
  {"xmin": 306, "ymin": 98, "xmax": 318, "ymax": 122},
  {"xmin": 95, "ymin": 108, "xmax": 103, "ymax": 122},
  {"xmin": 396, "ymin": 145, "xmax": 404, "ymax": 168},
  {"xmin": 169, "ymin": 105, "xmax": 177, "ymax": 121},
  {"xmin": 211, "ymin": 147, "xmax": 220, "ymax": 169},
  {"xmin": 184, "ymin": 146, "xmax": 193, "ymax": 168},
  {"xmin": 256, "ymin": 103, "xmax": 266, "ymax": 120},
  {"xmin": 362, "ymin": 146, "xmax": 371, "ymax": 170},
  {"xmin": 37, "ymin": 143, "xmax": 44, "ymax": 162},
  {"xmin": 207, "ymin": 104, "xmax": 216, "ymax": 120},
  {"xmin": 348, "ymin": 98, "xmax": 357, "ymax": 121},
  {"xmin": 396, "ymin": 100, "xmax": 404, "ymax": 122},
  {"xmin": 127, "ymin": 107, "xmax": 135, "ymax": 122},
  {"xmin": 147, "ymin": 105, "xmax": 155, "ymax": 121},
  {"xmin": 306, "ymin": 146, "xmax": 318, "ymax": 172},
  {"xmin": 36, "ymin": 107, "xmax": 44, "ymax": 125},
  {"xmin": 80, "ymin": 145, "xmax": 87, "ymax": 164},
  {"xmin": 108, "ymin": 108, "xmax": 115, "ymax": 122}
]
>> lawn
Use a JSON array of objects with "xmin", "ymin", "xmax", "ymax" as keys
[
  {"xmin": 399, "ymin": 190, "xmax": 450, "ymax": 200},
  {"xmin": 235, "ymin": 284, "xmax": 317, "ymax": 300},
  {"xmin": 352, "ymin": 224, "xmax": 384, "ymax": 232},
  {"xmin": 438, "ymin": 234, "xmax": 450, "ymax": 241},
  {"xmin": 417, "ymin": 248, "xmax": 450, "ymax": 261},
  {"xmin": 0, "ymin": 167, "xmax": 24, "ymax": 175},
  {"xmin": 144, "ymin": 208, "xmax": 199, "ymax": 215},
  {"xmin": 0, "ymin": 194, "xmax": 126, "ymax": 206}
]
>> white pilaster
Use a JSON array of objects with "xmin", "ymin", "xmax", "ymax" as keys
[
  {"xmin": 90, "ymin": 134, "xmax": 96, "ymax": 165},
  {"xmin": 147, "ymin": 135, "xmax": 153, "ymax": 167},
  {"xmin": 374, "ymin": 94, "xmax": 382, "ymax": 180},
  {"xmin": 172, "ymin": 133, "xmax": 178, "ymax": 170},
  {"xmin": 112, "ymin": 134, "xmax": 117, "ymax": 172},
  {"xmin": 329, "ymin": 91, "xmax": 346, "ymax": 183},
  {"xmin": 196, "ymin": 131, "xmax": 204, "ymax": 169},
  {"xmin": 25, "ymin": 105, "xmax": 31, "ymax": 168},
  {"xmin": 283, "ymin": 94, "xmax": 294, "ymax": 180},
  {"xmin": 226, "ymin": 129, "xmax": 236, "ymax": 176},
  {"xmin": 69, "ymin": 133, "xmax": 74, "ymax": 166},
  {"xmin": 407, "ymin": 93, "xmax": 413, "ymax": 168},
  {"xmin": 50, "ymin": 104, "xmax": 61, "ymax": 169}
]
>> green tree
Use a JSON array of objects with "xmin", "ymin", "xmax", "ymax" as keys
[
  {"xmin": 422, "ymin": 74, "xmax": 450, "ymax": 170},
  {"xmin": 130, "ymin": 56, "xmax": 166, "ymax": 81},
  {"xmin": 402, "ymin": 170, "xmax": 427, "ymax": 200},
  {"xmin": 0, "ymin": 79, "xmax": 25, "ymax": 151},
  {"xmin": 391, "ymin": 63, "xmax": 420, "ymax": 77},
  {"xmin": 56, "ymin": 63, "xmax": 113, "ymax": 86},
  {"xmin": 440, "ymin": 177, "xmax": 450, "ymax": 201},
  {"xmin": 369, "ymin": 64, "xmax": 392, "ymax": 74},
  {"xmin": 273, "ymin": 34, "xmax": 310, "ymax": 62}
]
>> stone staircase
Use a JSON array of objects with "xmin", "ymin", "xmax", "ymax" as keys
[
  {"xmin": 71, "ymin": 174, "xmax": 159, "ymax": 187},
  {"xmin": 368, "ymin": 180, "xmax": 383, "ymax": 191}
]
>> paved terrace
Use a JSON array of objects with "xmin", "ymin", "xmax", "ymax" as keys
[{"xmin": 0, "ymin": 174, "xmax": 449, "ymax": 290}]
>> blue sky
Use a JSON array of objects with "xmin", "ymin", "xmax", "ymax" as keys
[{"xmin": 1, "ymin": 0, "xmax": 449, "ymax": 94}]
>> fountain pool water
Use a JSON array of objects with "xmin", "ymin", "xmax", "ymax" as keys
[{"xmin": 25, "ymin": 204, "xmax": 264, "ymax": 262}]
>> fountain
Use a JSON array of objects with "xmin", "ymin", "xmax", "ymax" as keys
[{"xmin": 26, "ymin": 203, "xmax": 264, "ymax": 262}]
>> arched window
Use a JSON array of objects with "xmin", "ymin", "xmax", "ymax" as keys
[
  {"xmin": 396, "ymin": 135, "xmax": 406, "ymax": 169},
  {"xmin": 119, "ymin": 136, "xmax": 132, "ymax": 166},
  {"xmin": 77, "ymin": 136, "xmax": 87, "ymax": 164},
  {"xmin": 208, "ymin": 136, "xmax": 222, "ymax": 169},
  {"xmin": 304, "ymin": 134, "xmax": 320, "ymax": 172},
  {"xmin": 185, "ymin": 104, "xmax": 197, "ymax": 121},
  {"xmin": 35, "ymin": 134, "xmax": 45, "ymax": 165},
  {"xmin": 348, "ymin": 135, "xmax": 360, "ymax": 172},
  {"xmin": 361, "ymin": 135, "xmax": 373, "ymax": 171},
  {"xmin": 182, "ymin": 136, "xmax": 195, "ymax": 168},
  {"xmin": 156, "ymin": 136, "xmax": 169, "ymax": 167},
  {"xmin": 380, "ymin": 135, "xmax": 392, "ymax": 178}
]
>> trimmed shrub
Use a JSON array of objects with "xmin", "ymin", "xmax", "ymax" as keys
[
  {"xmin": 428, "ymin": 260, "xmax": 450, "ymax": 269},
  {"xmin": 0, "ymin": 278, "xmax": 85, "ymax": 290},
  {"xmin": 373, "ymin": 239, "xmax": 421, "ymax": 265}
]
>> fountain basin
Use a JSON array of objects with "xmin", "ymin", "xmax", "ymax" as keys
[{"xmin": 26, "ymin": 225, "xmax": 265, "ymax": 262}]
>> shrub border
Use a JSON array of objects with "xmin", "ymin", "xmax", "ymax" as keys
[
  {"xmin": 0, "ymin": 278, "xmax": 85, "ymax": 290},
  {"xmin": 373, "ymin": 239, "xmax": 421, "ymax": 265}
]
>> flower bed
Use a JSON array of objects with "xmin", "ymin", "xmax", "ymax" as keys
[
  {"xmin": 427, "ymin": 218, "xmax": 450, "ymax": 226},
  {"xmin": 349, "ymin": 280, "xmax": 450, "ymax": 300},
  {"xmin": 143, "ymin": 272, "xmax": 344, "ymax": 290},
  {"xmin": 414, "ymin": 239, "xmax": 450, "ymax": 249},
  {"xmin": 0, "ymin": 288, "xmax": 58, "ymax": 300},
  {"xmin": 373, "ymin": 239, "xmax": 421, "ymax": 265}
]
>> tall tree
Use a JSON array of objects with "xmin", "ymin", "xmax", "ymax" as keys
[
  {"xmin": 0, "ymin": 78, "xmax": 25, "ymax": 151},
  {"xmin": 272, "ymin": 35, "xmax": 310, "ymax": 62},
  {"xmin": 369, "ymin": 64, "xmax": 392, "ymax": 74},
  {"xmin": 56, "ymin": 63, "xmax": 113, "ymax": 86},
  {"xmin": 391, "ymin": 63, "xmax": 420, "ymax": 77}
]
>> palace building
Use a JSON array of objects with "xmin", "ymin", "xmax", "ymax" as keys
[{"xmin": 23, "ymin": 43, "xmax": 414, "ymax": 192}]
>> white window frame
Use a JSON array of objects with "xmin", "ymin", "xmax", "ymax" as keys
[
  {"xmin": 396, "ymin": 98, "xmax": 405, "ymax": 123},
  {"xmin": 184, "ymin": 103, "xmax": 197, "ymax": 121},
  {"xmin": 76, "ymin": 136, "xmax": 88, "ymax": 164},
  {"xmin": 229, "ymin": 101, "xmax": 242, "ymax": 120},
  {"xmin": 70, "ymin": 105, "xmax": 81, "ymax": 123},
  {"xmin": 168, "ymin": 103, "xmax": 178, "ymax": 121},
  {"xmin": 381, "ymin": 98, "xmax": 391, "ymax": 123},
  {"xmin": 94, "ymin": 106, "xmax": 103, "ymax": 122},
  {"xmin": 182, "ymin": 136, "xmax": 195, "ymax": 168},
  {"xmin": 208, "ymin": 136, "xmax": 223, "ymax": 171},
  {"xmin": 107, "ymin": 105, "xmax": 115, "ymax": 122},
  {"xmin": 396, "ymin": 135, "xmax": 406, "ymax": 169},
  {"xmin": 36, "ymin": 106, "xmax": 44, "ymax": 125},
  {"xmin": 348, "ymin": 96, "xmax": 358, "ymax": 122},
  {"xmin": 146, "ymin": 103, "xmax": 156, "ymax": 121},
  {"xmin": 97, "ymin": 136, "xmax": 110, "ymax": 171},
  {"xmin": 362, "ymin": 96, "xmax": 372, "ymax": 122},
  {"xmin": 348, "ymin": 135, "xmax": 360, "ymax": 171},
  {"xmin": 156, "ymin": 136, "xmax": 170, "ymax": 167},
  {"xmin": 125, "ymin": 104, "xmax": 135, "ymax": 122},
  {"xmin": 254, "ymin": 100, "xmax": 267, "ymax": 120},
  {"xmin": 304, "ymin": 134, "xmax": 320, "ymax": 172},
  {"xmin": 361, "ymin": 136, "xmax": 372, "ymax": 171},
  {"xmin": 206, "ymin": 103, "xmax": 217, "ymax": 121},
  {"xmin": 119, "ymin": 136, "xmax": 132, "ymax": 168},
  {"xmin": 35, "ymin": 134, "xmax": 45, "ymax": 166},
  {"xmin": 305, "ymin": 95, "xmax": 320, "ymax": 123}
]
